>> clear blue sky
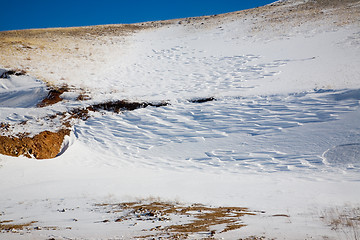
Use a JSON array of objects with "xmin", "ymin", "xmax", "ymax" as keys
[{"xmin": 0, "ymin": 0, "xmax": 275, "ymax": 32}]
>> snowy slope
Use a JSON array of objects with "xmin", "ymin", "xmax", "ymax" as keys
[{"xmin": 1, "ymin": 0, "xmax": 360, "ymax": 239}]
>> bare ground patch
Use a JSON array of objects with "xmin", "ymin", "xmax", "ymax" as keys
[
  {"xmin": 90, "ymin": 100, "xmax": 169, "ymax": 113},
  {"xmin": 0, "ymin": 220, "xmax": 37, "ymax": 232},
  {"xmin": 189, "ymin": 97, "xmax": 216, "ymax": 104},
  {"xmin": 37, "ymin": 85, "xmax": 70, "ymax": 107},
  {"xmin": 94, "ymin": 200, "xmax": 256, "ymax": 239},
  {"xmin": 0, "ymin": 129, "xmax": 70, "ymax": 159},
  {"xmin": 0, "ymin": 199, "xmax": 277, "ymax": 239},
  {"xmin": 0, "ymin": 68, "xmax": 26, "ymax": 78}
]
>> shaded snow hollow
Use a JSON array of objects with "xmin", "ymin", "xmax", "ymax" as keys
[{"xmin": 0, "ymin": 0, "xmax": 360, "ymax": 239}]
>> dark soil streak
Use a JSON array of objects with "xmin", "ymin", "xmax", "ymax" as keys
[
  {"xmin": 0, "ymin": 69, "xmax": 26, "ymax": 78},
  {"xmin": 37, "ymin": 85, "xmax": 69, "ymax": 107},
  {"xmin": 189, "ymin": 97, "xmax": 216, "ymax": 103},
  {"xmin": 90, "ymin": 100, "xmax": 169, "ymax": 113}
]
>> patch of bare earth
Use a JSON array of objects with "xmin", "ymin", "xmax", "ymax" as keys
[
  {"xmin": 0, "ymin": 68, "xmax": 26, "ymax": 78},
  {"xmin": 95, "ymin": 201, "xmax": 256, "ymax": 239},
  {"xmin": 0, "ymin": 129, "xmax": 70, "ymax": 159},
  {"xmin": 0, "ymin": 220, "xmax": 37, "ymax": 232},
  {"xmin": 90, "ymin": 100, "xmax": 169, "ymax": 113},
  {"xmin": 37, "ymin": 85, "xmax": 70, "ymax": 107}
]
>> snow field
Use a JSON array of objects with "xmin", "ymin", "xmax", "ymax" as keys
[
  {"xmin": 75, "ymin": 89, "xmax": 360, "ymax": 175},
  {"xmin": 1, "ymin": 0, "xmax": 360, "ymax": 238}
]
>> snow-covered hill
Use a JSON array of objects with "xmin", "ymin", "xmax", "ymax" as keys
[{"xmin": 1, "ymin": 0, "xmax": 360, "ymax": 239}]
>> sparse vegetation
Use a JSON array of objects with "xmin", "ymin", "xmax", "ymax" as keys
[
  {"xmin": 320, "ymin": 205, "xmax": 360, "ymax": 240},
  {"xmin": 0, "ymin": 220, "xmax": 37, "ymax": 232},
  {"xmin": 95, "ymin": 200, "xmax": 256, "ymax": 239}
]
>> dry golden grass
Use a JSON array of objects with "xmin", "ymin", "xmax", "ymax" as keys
[
  {"xmin": 0, "ymin": 23, "xmax": 152, "ymax": 85},
  {"xmin": 165, "ymin": 204, "xmax": 252, "ymax": 234},
  {"xmin": 95, "ymin": 200, "xmax": 256, "ymax": 239},
  {"xmin": 320, "ymin": 205, "xmax": 360, "ymax": 240},
  {"xmin": 245, "ymin": 0, "xmax": 360, "ymax": 35},
  {"xmin": 0, "ymin": 220, "xmax": 37, "ymax": 232}
]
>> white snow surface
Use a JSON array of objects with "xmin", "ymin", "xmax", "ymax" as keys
[{"xmin": 1, "ymin": 1, "xmax": 360, "ymax": 239}]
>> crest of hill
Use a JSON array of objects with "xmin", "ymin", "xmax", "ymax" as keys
[
  {"xmin": 0, "ymin": 0, "xmax": 358, "ymax": 85},
  {"xmin": 1, "ymin": 0, "xmax": 358, "ymax": 39}
]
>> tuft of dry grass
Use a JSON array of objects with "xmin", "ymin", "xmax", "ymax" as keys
[
  {"xmin": 165, "ymin": 204, "xmax": 252, "ymax": 234},
  {"xmin": 320, "ymin": 205, "xmax": 360, "ymax": 240},
  {"xmin": 95, "ymin": 200, "xmax": 256, "ymax": 239}
]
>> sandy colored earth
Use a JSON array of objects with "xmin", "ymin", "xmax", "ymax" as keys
[{"xmin": 0, "ymin": 129, "xmax": 70, "ymax": 159}]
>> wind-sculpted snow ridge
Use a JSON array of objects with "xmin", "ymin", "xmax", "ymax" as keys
[{"xmin": 75, "ymin": 89, "xmax": 360, "ymax": 177}]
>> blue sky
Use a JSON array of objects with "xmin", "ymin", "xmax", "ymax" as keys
[{"xmin": 0, "ymin": 0, "xmax": 275, "ymax": 31}]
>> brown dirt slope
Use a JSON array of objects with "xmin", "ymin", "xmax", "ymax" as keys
[{"xmin": 0, "ymin": 129, "xmax": 70, "ymax": 159}]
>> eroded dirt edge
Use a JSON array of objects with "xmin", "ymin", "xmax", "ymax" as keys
[{"xmin": 0, "ymin": 71, "xmax": 216, "ymax": 159}]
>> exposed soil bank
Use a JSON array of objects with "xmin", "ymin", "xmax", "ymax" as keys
[
  {"xmin": 0, "ymin": 98, "xmax": 168, "ymax": 159},
  {"xmin": 0, "ymin": 69, "xmax": 26, "ymax": 78},
  {"xmin": 37, "ymin": 85, "xmax": 69, "ymax": 107},
  {"xmin": 0, "ymin": 129, "xmax": 70, "ymax": 159},
  {"xmin": 189, "ymin": 97, "xmax": 216, "ymax": 103},
  {"xmin": 90, "ymin": 100, "xmax": 169, "ymax": 113}
]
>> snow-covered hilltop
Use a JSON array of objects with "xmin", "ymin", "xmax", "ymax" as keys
[
  {"xmin": 1, "ymin": 0, "xmax": 359, "ymax": 97},
  {"xmin": 1, "ymin": 0, "xmax": 360, "ymax": 239}
]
